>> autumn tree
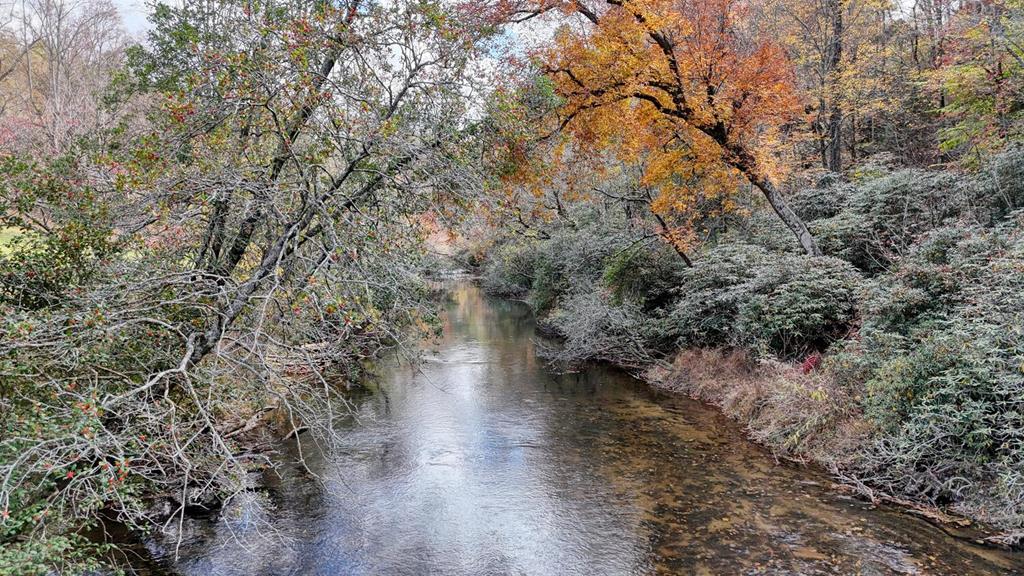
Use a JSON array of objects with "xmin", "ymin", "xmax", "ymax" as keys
[
  {"xmin": 933, "ymin": 0, "xmax": 1024, "ymax": 159},
  {"xmin": 516, "ymin": 0, "xmax": 822, "ymax": 256},
  {"xmin": 763, "ymin": 0, "xmax": 846, "ymax": 170},
  {"xmin": 766, "ymin": 0, "xmax": 861, "ymax": 170}
]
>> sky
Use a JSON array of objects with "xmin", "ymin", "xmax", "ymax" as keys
[
  {"xmin": 109, "ymin": 0, "xmax": 562, "ymax": 43},
  {"xmin": 113, "ymin": 0, "xmax": 152, "ymax": 37}
]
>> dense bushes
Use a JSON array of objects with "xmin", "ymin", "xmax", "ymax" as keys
[
  {"xmin": 810, "ymin": 169, "xmax": 966, "ymax": 272},
  {"xmin": 546, "ymin": 291, "xmax": 662, "ymax": 368},
  {"xmin": 0, "ymin": 158, "xmax": 117, "ymax": 309},
  {"xmin": 478, "ymin": 148, "xmax": 1024, "ymax": 539},
  {"xmin": 808, "ymin": 146, "xmax": 1024, "ymax": 274},
  {"xmin": 848, "ymin": 217, "xmax": 1024, "ymax": 528},
  {"xmin": 601, "ymin": 241, "xmax": 685, "ymax": 309},
  {"xmin": 481, "ymin": 239, "xmax": 540, "ymax": 298},
  {"xmin": 976, "ymin": 145, "xmax": 1024, "ymax": 222},
  {"xmin": 482, "ymin": 219, "xmax": 684, "ymax": 366},
  {"xmin": 671, "ymin": 245, "xmax": 862, "ymax": 358},
  {"xmin": 483, "ymin": 221, "xmax": 862, "ymax": 364}
]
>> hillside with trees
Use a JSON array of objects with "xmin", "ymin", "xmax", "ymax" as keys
[{"xmin": 473, "ymin": 0, "xmax": 1024, "ymax": 546}]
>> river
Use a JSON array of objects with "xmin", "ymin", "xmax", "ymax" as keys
[{"xmin": 146, "ymin": 282, "xmax": 1024, "ymax": 575}]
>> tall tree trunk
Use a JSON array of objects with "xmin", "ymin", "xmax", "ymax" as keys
[
  {"xmin": 849, "ymin": 111, "xmax": 858, "ymax": 161},
  {"xmin": 824, "ymin": 0, "xmax": 844, "ymax": 172},
  {"xmin": 753, "ymin": 177, "xmax": 823, "ymax": 256},
  {"xmin": 826, "ymin": 104, "xmax": 842, "ymax": 172},
  {"xmin": 817, "ymin": 95, "xmax": 829, "ymax": 169}
]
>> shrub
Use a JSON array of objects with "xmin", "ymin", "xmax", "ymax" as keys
[
  {"xmin": 972, "ymin": 144, "xmax": 1024, "ymax": 222},
  {"xmin": 670, "ymin": 244, "xmax": 863, "ymax": 358},
  {"xmin": 737, "ymin": 254, "xmax": 863, "ymax": 357},
  {"xmin": 810, "ymin": 169, "xmax": 968, "ymax": 273},
  {"xmin": 857, "ymin": 226, "xmax": 969, "ymax": 336},
  {"xmin": 847, "ymin": 216, "xmax": 1024, "ymax": 527},
  {"xmin": 670, "ymin": 243, "xmax": 766, "ymax": 348},
  {"xmin": 805, "ymin": 147, "xmax": 1024, "ymax": 274},
  {"xmin": 811, "ymin": 210, "xmax": 884, "ymax": 273},
  {"xmin": 601, "ymin": 241, "xmax": 686, "ymax": 310},
  {"xmin": 528, "ymin": 252, "xmax": 565, "ymax": 313},
  {"xmin": 789, "ymin": 174, "xmax": 854, "ymax": 221},
  {"xmin": 482, "ymin": 217, "xmax": 648, "ymax": 313},
  {"xmin": 0, "ymin": 158, "xmax": 117, "ymax": 309},
  {"xmin": 730, "ymin": 210, "xmax": 802, "ymax": 254},
  {"xmin": 544, "ymin": 288, "xmax": 668, "ymax": 369},
  {"xmin": 481, "ymin": 239, "xmax": 539, "ymax": 298}
]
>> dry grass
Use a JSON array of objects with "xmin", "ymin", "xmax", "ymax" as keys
[{"xmin": 646, "ymin": 348, "xmax": 871, "ymax": 468}]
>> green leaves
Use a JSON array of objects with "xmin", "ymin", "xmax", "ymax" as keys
[
  {"xmin": 669, "ymin": 244, "xmax": 863, "ymax": 358},
  {"xmin": 0, "ymin": 156, "xmax": 118, "ymax": 310}
]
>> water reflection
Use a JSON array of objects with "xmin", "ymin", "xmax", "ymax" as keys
[{"xmin": 154, "ymin": 283, "xmax": 1024, "ymax": 575}]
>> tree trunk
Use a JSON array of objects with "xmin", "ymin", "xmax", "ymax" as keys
[
  {"xmin": 817, "ymin": 95, "xmax": 829, "ymax": 169},
  {"xmin": 849, "ymin": 111, "xmax": 857, "ymax": 161},
  {"xmin": 652, "ymin": 212, "xmax": 694, "ymax": 267},
  {"xmin": 826, "ymin": 105, "xmax": 842, "ymax": 172},
  {"xmin": 824, "ymin": 0, "xmax": 844, "ymax": 172},
  {"xmin": 753, "ymin": 177, "xmax": 822, "ymax": 256}
]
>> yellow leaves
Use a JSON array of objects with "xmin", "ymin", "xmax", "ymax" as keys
[
  {"xmin": 661, "ymin": 224, "xmax": 698, "ymax": 252},
  {"xmin": 645, "ymin": 143, "xmax": 744, "ymax": 239},
  {"xmin": 649, "ymin": 188, "xmax": 685, "ymax": 215},
  {"xmin": 640, "ymin": 148, "xmax": 683, "ymax": 188}
]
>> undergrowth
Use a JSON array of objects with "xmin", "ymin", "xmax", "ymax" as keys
[{"xmin": 478, "ymin": 147, "xmax": 1024, "ymax": 543}]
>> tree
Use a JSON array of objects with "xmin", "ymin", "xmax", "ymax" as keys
[
  {"xmin": 765, "ymin": 0, "xmax": 847, "ymax": 170},
  {"xmin": 0, "ymin": 0, "xmax": 128, "ymax": 153},
  {"xmin": 1, "ymin": 0, "xmax": 490, "ymax": 567},
  {"xmin": 522, "ymin": 0, "xmax": 822, "ymax": 255},
  {"xmin": 934, "ymin": 0, "xmax": 1024, "ymax": 160}
]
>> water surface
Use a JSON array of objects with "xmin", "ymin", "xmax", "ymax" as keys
[{"xmin": 154, "ymin": 283, "xmax": 1024, "ymax": 575}]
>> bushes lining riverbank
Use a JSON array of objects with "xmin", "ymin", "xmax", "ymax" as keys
[{"xmin": 473, "ymin": 149, "xmax": 1024, "ymax": 545}]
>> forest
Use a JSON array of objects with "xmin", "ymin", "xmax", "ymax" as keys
[{"xmin": 1, "ymin": 0, "xmax": 1024, "ymax": 571}]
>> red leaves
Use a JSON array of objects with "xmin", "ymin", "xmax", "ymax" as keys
[{"xmin": 800, "ymin": 352, "xmax": 822, "ymax": 374}]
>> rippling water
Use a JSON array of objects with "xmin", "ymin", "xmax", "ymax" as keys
[{"xmin": 148, "ymin": 282, "xmax": 1024, "ymax": 575}]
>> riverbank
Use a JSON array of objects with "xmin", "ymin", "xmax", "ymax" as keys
[
  {"xmin": 532, "ymin": 296, "xmax": 1022, "ymax": 547},
  {"xmin": 467, "ymin": 153, "xmax": 1024, "ymax": 547},
  {"xmin": 641, "ymin": 349, "xmax": 993, "ymax": 534},
  {"xmin": 494, "ymin": 279, "xmax": 1020, "ymax": 548}
]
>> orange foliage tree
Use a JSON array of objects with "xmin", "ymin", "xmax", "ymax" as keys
[{"xmin": 523, "ymin": 0, "xmax": 823, "ymax": 256}]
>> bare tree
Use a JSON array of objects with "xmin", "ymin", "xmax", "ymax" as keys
[{"xmin": 0, "ymin": 0, "xmax": 128, "ymax": 152}]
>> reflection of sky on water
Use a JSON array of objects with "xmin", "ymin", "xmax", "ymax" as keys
[{"xmin": 306, "ymin": 287, "xmax": 649, "ymax": 575}]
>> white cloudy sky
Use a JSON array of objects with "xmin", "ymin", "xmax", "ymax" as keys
[
  {"xmin": 109, "ymin": 0, "xmax": 562, "ymax": 43},
  {"xmin": 113, "ymin": 0, "xmax": 151, "ymax": 36}
]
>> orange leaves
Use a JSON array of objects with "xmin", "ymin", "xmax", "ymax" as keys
[
  {"xmin": 487, "ymin": 0, "xmax": 812, "ymax": 251},
  {"xmin": 502, "ymin": 0, "xmax": 809, "ymax": 249},
  {"xmin": 536, "ymin": 0, "xmax": 801, "ymax": 173}
]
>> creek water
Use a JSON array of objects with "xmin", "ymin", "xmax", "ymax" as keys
[{"xmin": 147, "ymin": 282, "xmax": 1024, "ymax": 575}]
